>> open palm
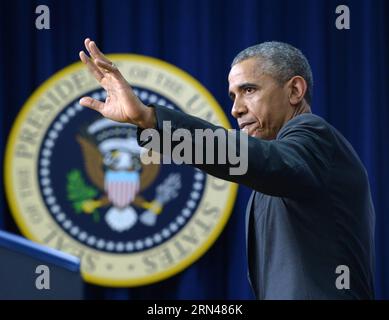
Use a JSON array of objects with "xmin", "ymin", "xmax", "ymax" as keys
[{"xmin": 79, "ymin": 38, "xmax": 153, "ymax": 127}]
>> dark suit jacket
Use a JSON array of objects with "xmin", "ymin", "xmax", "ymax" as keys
[{"xmin": 138, "ymin": 104, "xmax": 375, "ymax": 300}]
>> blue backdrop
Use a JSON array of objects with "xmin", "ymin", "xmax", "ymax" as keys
[{"xmin": 0, "ymin": 0, "xmax": 388, "ymax": 299}]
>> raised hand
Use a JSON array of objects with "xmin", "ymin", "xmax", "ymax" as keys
[{"xmin": 79, "ymin": 38, "xmax": 155, "ymax": 128}]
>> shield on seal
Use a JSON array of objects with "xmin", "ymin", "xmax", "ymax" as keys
[{"xmin": 104, "ymin": 170, "xmax": 140, "ymax": 208}]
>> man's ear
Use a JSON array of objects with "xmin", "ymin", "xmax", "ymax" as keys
[{"xmin": 287, "ymin": 76, "xmax": 307, "ymax": 105}]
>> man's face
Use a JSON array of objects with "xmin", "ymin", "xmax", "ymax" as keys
[{"xmin": 228, "ymin": 57, "xmax": 293, "ymax": 140}]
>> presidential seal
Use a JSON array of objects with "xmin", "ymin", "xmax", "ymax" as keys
[{"xmin": 4, "ymin": 54, "xmax": 237, "ymax": 287}]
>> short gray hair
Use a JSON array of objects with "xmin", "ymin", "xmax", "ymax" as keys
[{"xmin": 231, "ymin": 42, "xmax": 313, "ymax": 105}]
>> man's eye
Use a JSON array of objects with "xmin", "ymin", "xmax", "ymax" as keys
[{"xmin": 244, "ymin": 87, "xmax": 255, "ymax": 94}]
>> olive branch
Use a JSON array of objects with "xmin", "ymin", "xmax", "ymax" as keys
[{"xmin": 66, "ymin": 169, "xmax": 100, "ymax": 222}]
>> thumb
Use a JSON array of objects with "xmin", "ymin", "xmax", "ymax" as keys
[{"xmin": 79, "ymin": 96, "xmax": 104, "ymax": 112}]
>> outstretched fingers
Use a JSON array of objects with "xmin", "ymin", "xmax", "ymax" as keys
[
  {"xmin": 84, "ymin": 38, "xmax": 98, "ymax": 60},
  {"xmin": 85, "ymin": 38, "xmax": 111, "ymax": 65},
  {"xmin": 79, "ymin": 50, "xmax": 104, "ymax": 82},
  {"xmin": 83, "ymin": 38, "xmax": 124, "ymax": 80},
  {"xmin": 95, "ymin": 58, "xmax": 120, "ymax": 74},
  {"xmin": 89, "ymin": 40, "xmax": 110, "ymax": 62}
]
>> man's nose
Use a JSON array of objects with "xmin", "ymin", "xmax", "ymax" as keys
[{"xmin": 231, "ymin": 98, "xmax": 247, "ymax": 119}]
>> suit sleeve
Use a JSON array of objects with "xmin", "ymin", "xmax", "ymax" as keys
[{"xmin": 137, "ymin": 105, "xmax": 335, "ymax": 199}]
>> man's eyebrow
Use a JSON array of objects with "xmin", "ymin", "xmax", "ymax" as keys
[
  {"xmin": 238, "ymin": 82, "xmax": 259, "ymax": 90},
  {"xmin": 229, "ymin": 82, "xmax": 259, "ymax": 98}
]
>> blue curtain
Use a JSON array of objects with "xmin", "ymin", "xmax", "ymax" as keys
[{"xmin": 0, "ymin": 0, "xmax": 388, "ymax": 299}]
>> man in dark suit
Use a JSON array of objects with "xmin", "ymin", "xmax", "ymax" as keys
[{"xmin": 79, "ymin": 38, "xmax": 375, "ymax": 299}]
